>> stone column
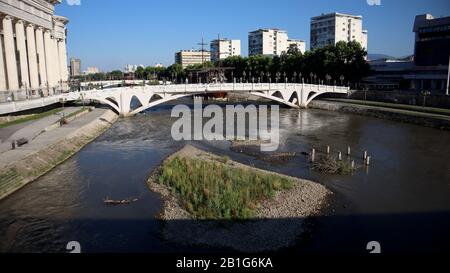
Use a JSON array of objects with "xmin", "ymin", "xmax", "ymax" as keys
[
  {"xmin": 26, "ymin": 24, "xmax": 39, "ymax": 90},
  {"xmin": 2, "ymin": 15, "xmax": 19, "ymax": 90},
  {"xmin": 58, "ymin": 39, "xmax": 68, "ymax": 82},
  {"xmin": 35, "ymin": 27, "xmax": 48, "ymax": 89},
  {"xmin": 0, "ymin": 35, "xmax": 6, "ymax": 90},
  {"xmin": 15, "ymin": 20, "xmax": 30, "ymax": 89},
  {"xmin": 43, "ymin": 30, "xmax": 55, "ymax": 88},
  {"xmin": 52, "ymin": 38, "xmax": 61, "ymax": 86}
]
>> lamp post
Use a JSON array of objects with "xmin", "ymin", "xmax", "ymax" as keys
[
  {"xmin": 340, "ymin": 75, "xmax": 345, "ymax": 86},
  {"xmin": 446, "ymin": 53, "xmax": 450, "ymax": 96},
  {"xmin": 421, "ymin": 90, "xmax": 431, "ymax": 110},
  {"xmin": 326, "ymin": 74, "xmax": 332, "ymax": 85},
  {"xmin": 309, "ymin": 72, "xmax": 313, "ymax": 84}
]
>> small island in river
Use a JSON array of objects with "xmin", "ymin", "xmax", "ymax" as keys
[{"xmin": 147, "ymin": 145, "xmax": 332, "ymax": 252}]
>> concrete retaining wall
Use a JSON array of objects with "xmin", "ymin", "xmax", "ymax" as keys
[
  {"xmin": 0, "ymin": 110, "xmax": 118, "ymax": 200},
  {"xmin": 309, "ymin": 100, "xmax": 450, "ymax": 131}
]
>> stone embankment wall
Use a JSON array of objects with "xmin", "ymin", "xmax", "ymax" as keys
[{"xmin": 0, "ymin": 110, "xmax": 118, "ymax": 200}]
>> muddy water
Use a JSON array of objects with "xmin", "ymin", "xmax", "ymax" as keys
[{"xmin": 1, "ymin": 101, "xmax": 449, "ymax": 253}]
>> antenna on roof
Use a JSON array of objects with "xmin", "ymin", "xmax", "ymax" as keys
[{"xmin": 197, "ymin": 37, "xmax": 207, "ymax": 65}]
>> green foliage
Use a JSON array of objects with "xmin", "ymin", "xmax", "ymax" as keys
[
  {"xmin": 157, "ymin": 156, "xmax": 293, "ymax": 220},
  {"xmin": 72, "ymin": 41, "xmax": 369, "ymax": 84}
]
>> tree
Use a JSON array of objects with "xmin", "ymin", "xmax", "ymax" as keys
[{"xmin": 135, "ymin": 66, "xmax": 146, "ymax": 80}]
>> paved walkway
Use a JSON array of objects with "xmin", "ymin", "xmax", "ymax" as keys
[
  {"xmin": 0, "ymin": 107, "xmax": 82, "ymax": 153},
  {"xmin": 0, "ymin": 108, "xmax": 109, "ymax": 167}
]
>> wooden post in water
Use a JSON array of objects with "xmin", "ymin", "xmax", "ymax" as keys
[
  {"xmin": 351, "ymin": 160, "xmax": 355, "ymax": 169},
  {"xmin": 347, "ymin": 146, "xmax": 351, "ymax": 156},
  {"xmin": 326, "ymin": 146, "xmax": 330, "ymax": 155},
  {"xmin": 364, "ymin": 151, "xmax": 368, "ymax": 160},
  {"xmin": 366, "ymin": 156, "xmax": 371, "ymax": 166},
  {"xmin": 338, "ymin": 152, "xmax": 342, "ymax": 161},
  {"xmin": 311, "ymin": 148, "xmax": 316, "ymax": 162}
]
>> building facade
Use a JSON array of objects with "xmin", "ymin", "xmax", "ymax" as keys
[
  {"xmin": 287, "ymin": 39, "xmax": 306, "ymax": 53},
  {"xmin": 84, "ymin": 67, "xmax": 99, "ymax": 75},
  {"xmin": 413, "ymin": 14, "xmax": 450, "ymax": 66},
  {"xmin": 310, "ymin": 12, "xmax": 368, "ymax": 51},
  {"xmin": 248, "ymin": 28, "xmax": 305, "ymax": 56},
  {"xmin": 0, "ymin": 0, "xmax": 69, "ymax": 96},
  {"xmin": 124, "ymin": 64, "xmax": 144, "ymax": 73},
  {"xmin": 210, "ymin": 39, "xmax": 241, "ymax": 62},
  {"xmin": 175, "ymin": 50, "xmax": 211, "ymax": 68},
  {"xmin": 70, "ymin": 58, "xmax": 81, "ymax": 77},
  {"xmin": 366, "ymin": 14, "xmax": 450, "ymax": 93}
]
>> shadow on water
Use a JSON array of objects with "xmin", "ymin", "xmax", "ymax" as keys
[{"xmin": 2, "ymin": 212, "xmax": 449, "ymax": 254}]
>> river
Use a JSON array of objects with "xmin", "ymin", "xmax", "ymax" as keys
[{"xmin": 1, "ymin": 100, "xmax": 449, "ymax": 253}]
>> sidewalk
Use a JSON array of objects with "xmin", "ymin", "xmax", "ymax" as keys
[
  {"xmin": 0, "ymin": 107, "xmax": 82, "ymax": 153},
  {"xmin": 0, "ymin": 108, "xmax": 110, "ymax": 167}
]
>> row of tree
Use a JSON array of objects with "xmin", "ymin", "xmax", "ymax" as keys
[{"xmin": 74, "ymin": 41, "xmax": 371, "ymax": 85}]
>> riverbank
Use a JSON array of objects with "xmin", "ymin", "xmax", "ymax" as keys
[
  {"xmin": 310, "ymin": 99, "xmax": 450, "ymax": 130},
  {"xmin": 0, "ymin": 108, "xmax": 118, "ymax": 200},
  {"xmin": 148, "ymin": 145, "xmax": 332, "ymax": 252}
]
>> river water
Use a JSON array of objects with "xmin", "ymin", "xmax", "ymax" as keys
[{"xmin": 1, "ymin": 101, "xmax": 449, "ymax": 254}]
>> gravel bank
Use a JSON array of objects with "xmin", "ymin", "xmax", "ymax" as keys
[{"xmin": 148, "ymin": 145, "xmax": 332, "ymax": 252}]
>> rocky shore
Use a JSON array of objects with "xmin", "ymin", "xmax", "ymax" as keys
[{"xmin": 148, "ymin": 145, "xmax": 332, "ymax": 252}]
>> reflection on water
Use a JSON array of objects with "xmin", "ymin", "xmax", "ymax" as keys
[{"xmin": 1, "ymin": 101, "xmax": 449, "ymax": 253}]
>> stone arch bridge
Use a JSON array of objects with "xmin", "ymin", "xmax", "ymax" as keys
[{"xmin": 0, "ymin": 82, "xmax": 349, "ymax": 116}]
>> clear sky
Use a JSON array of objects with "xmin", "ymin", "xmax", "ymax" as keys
[{"xmin": 56, "ymin": 0, "xmax": 450, "ymax": 71}]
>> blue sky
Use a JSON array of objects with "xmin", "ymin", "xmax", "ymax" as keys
[{"xmin": 57, "ymin": 0, "xmax": 450, "ymax": 71}]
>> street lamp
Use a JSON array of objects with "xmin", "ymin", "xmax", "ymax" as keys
[
  {"xmin": 309, "ymin": 72, "xmax": 313, "ymax": 84},
  {"xmin": 326, "ymin": 74, "xmax": 332, "ymax": 85},
  {"xmin": 421, "ymin": 90, "xmax": 431, "ymax": 109}
]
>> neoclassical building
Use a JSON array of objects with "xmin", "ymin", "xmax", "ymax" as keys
[{"xmin": 0, "ymin": 0, "xmax": 68, "ymax": 97}]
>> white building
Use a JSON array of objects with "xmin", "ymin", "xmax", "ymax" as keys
[
  {"xmin": 175, "ymin": 50, "xmax": 211, "ymax": 68},
  {"xmin": 310, "ymin": 12, "xmax": 368, "ymax": 51},
  {"xmin": 124, "ymin": 64, "xmax": 144, "ymax": 73},
  {"xmin": 287, "ymin": 39, "xmax": 306, "ymax": 53},
  {"xmin": 248, "ymin": 28, "xmax": 305, "ymax": 56},
  {"xmin": 0, "ymin": 0, "xmax": 69, "ymax": 96},
  {"xmin": 210, "ymin": 39, "xmax": 241, "ymax": 62},
  {"xmin": 83, "ymin": 67, "xmax": 100, "ymax": 75}
]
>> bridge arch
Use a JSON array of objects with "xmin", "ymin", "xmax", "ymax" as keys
[
  {"xmin": 149, "ymin": 94, "xmax": 164, "ymax": 103},
  {"xmin": 95, "ymin": 97, "xmax": 121, "ymax": 114},
  {"xmin": 288, "ymin": 91, "xmax": 300, "ymax": 105}
]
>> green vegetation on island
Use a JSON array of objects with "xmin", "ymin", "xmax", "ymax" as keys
[{"xmin": 156, "ymin": 156, "xmax": 293, "ymax": 220}]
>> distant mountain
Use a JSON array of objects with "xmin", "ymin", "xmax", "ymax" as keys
[{"xmin": 367, "ymin": 54, "xmax": 396, "ymax": 61}]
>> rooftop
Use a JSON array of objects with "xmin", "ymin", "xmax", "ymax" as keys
[{"xmin": 311, "ymin": 12, "xmax": 363, "ymax": 21}]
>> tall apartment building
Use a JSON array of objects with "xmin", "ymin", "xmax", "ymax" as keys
[
  {"xmin": 248, "ymin": 28, "xmax": 305, "ymax": 56},
  {"xmin": 0, "ymin": 0, "xmax": 69, "ymax": 93},
  {"xmin": 70, "ymin": 58, "xmax": 81, "ymax": 77},
  {"xmin": 210, "ymin": 39, "xmax": 241, "ymax": 62},
  {"xmin": 310, "ymin": 12, "xmax": 368, "ymax": 50},
  {"xmin": 175, "ymin": 50, "xmax": 211, "ymax": 68}
]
